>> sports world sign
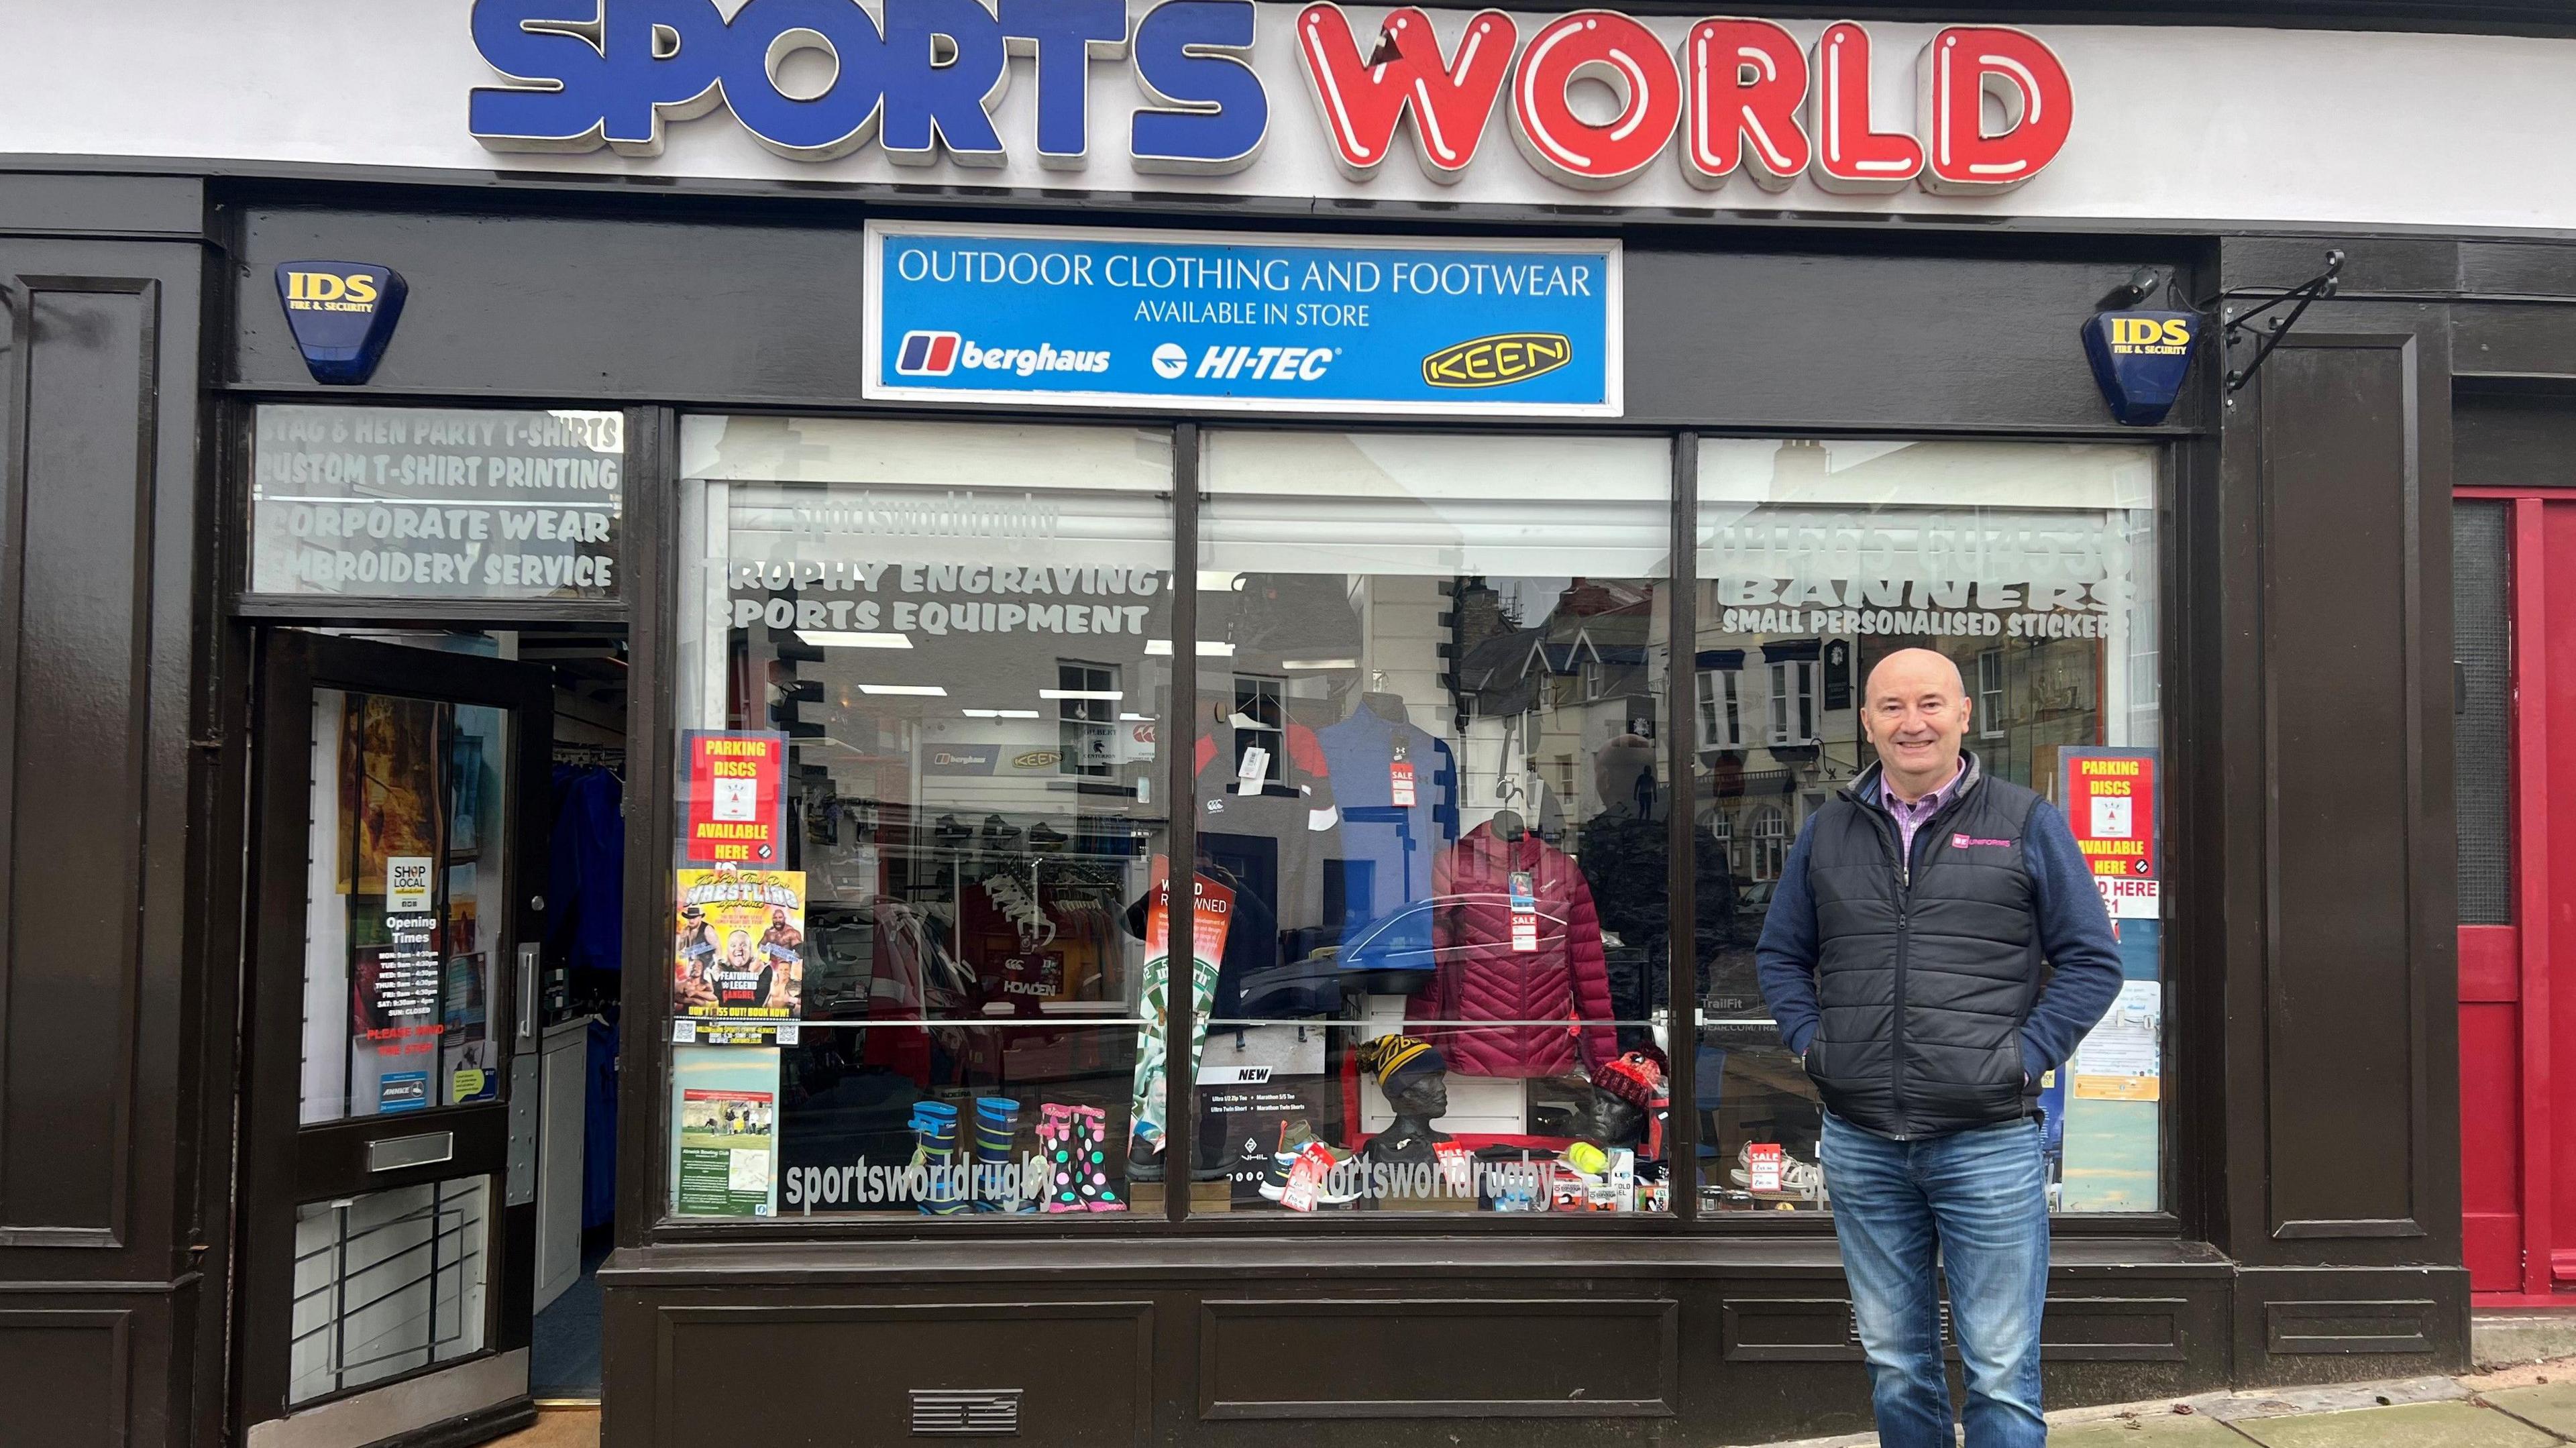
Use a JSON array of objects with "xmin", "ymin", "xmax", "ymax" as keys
[
  {"xmin": 470, "ymin": 1, "xmax": 2074, "ymax": 198},
  {"xmin": 863, "ymin": 221, "xmax": 1619, "ymax": 414}
]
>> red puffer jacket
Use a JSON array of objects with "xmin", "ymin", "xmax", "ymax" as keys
[{"xmin": 1409, "ymin": 822, "xmax": 1620, "ymax": 1077}]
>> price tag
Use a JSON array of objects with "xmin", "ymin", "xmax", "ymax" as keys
[
  {"xmin": 1511, "ymin": 917, "xmax": 1539, "ymax": 952},
  {"xmin": 1749, "ymin": 1142, "xmax": 1784, "ymax": 1193},
  {"xmin": 1389, "ymin": 759, "xmax": 1416, "ymax": 807},
  {"xmin": 1236, "ymin": 744, "xmax": 1269, "ymax": 788}
]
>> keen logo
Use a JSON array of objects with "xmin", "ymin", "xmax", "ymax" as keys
[
  {"xmin": 1422, "ymin": 333, "xmax": 1573, "ymax": 390},
  {"xmin": 896, "ymin": 330, "xmax": 963, "ymax": 376},
  {"xmin": 274, "ymin": 260, "xmax": 407, "ymax": 386}
]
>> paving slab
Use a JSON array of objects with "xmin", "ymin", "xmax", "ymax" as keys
[
  {"xmin": 2233, "ymin": 1399, "xmax": 2559, "ymax": 1448},
  {"xmin": 2047, "ymin": 1412, "xmax": 2251, "ymax": 1447},
  {"xmin": 2481, "ymin": 1380, "xmax": 2576, "ymax": 1439}
]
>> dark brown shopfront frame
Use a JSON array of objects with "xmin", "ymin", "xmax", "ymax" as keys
[{"xmin": 0, "ymin": 166, "xmax": 2486, "ymax": 1448}]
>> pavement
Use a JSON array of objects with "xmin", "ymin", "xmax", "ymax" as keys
[
  {"xmin": 1760, "ymin": 1357, "xmax": 2576, "ymax": 1447},
  {"xmin": 495, "ymin": 1349, "xmax": 2576, "ymax": 1448}
]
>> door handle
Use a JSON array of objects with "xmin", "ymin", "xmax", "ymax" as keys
[{"xmin": 517, "ymin": 943, "xmax": 540, "ymax": 1048}]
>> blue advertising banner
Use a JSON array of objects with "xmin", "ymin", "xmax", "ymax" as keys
[{"xmin": 865, "ymin": 222, "xmax": 1621, "ymax": 417}]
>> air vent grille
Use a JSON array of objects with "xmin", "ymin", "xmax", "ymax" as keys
[{"xmin": 911, "ymin": 1388, "xmax": 1022, "ymax": 1437}]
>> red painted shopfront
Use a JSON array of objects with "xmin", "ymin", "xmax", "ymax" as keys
[{"xmin": 2459, "ymin": 484, "xmax": 2576, "ymax": 1302}]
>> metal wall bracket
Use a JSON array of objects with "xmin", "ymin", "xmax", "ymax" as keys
[{"xmin": 2223, "ymin": 249, "xmax": 2344, "ymax": 393}]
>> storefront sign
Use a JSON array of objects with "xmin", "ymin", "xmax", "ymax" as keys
[
  {"xmin": 681, "ymin": 730, "xmax": 788, "ymax": 865},
  {"xmin": 250, "ymin": 404, "xmax": 624, "ymax": 602},
  {"xmin": 469, "ymin": 3, "xmax": 2072, "ymax": 198},
  {"xmin": 866, "ymin": 221, "xmax": 1618, "ymax": 415},
  {"xmin": 276, "ymin": 260, "xmax": 407, "ymax": 384}
]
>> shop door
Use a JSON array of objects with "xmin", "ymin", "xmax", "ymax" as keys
[
  {"xmin": 2456, "ymin": 495, "xmax": 2576, "ymax": 1302},
  {"xmin": 237, "ymin": 632, "xmax": 553, "ymax": 1448}
]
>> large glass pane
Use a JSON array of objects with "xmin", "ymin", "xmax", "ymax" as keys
[
  {"xmin": 288, "ymin": 1177, "xmax": 490, "ymax": 1405},
  {"xmin": 1693, "ymin": 439, "xmax": 2162, "ymax": 1215},
  {"xmin": 676, "ymin": 417, "xmax": 1173, "ymax": 1217},
  {"xmin": 1189, "ymin": 432, "xmax": 1672, "ymax": 1216},
  {"xmin": 2455, "ymin": 500, "xmax": 2513, "ymax": 926},
  {"xmin": 251, "ymin": 405, "xmax": 623, "ymax": 602},
  {"xmin": 299, "ymin": 689, "xmax": 508, "ymax": 1123}
]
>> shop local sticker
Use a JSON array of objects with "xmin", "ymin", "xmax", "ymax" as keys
[{"xmin": 386, "ymin": 855, "xmax": 433, "ymax": 913}]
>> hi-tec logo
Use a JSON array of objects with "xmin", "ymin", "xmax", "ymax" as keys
[
  {"xmin": 1192, "ymin": 344, "xmax": 1335, "ymax": 382},
  {"xmin": 897, "ymin": 331, "xmax": 1111, "ymax": 378},
  {"xmin": 469, "ymin": 3, "xmax": 2074, "ymax": 197},
  {"xmin": 1422, "ymin": 332, "xmax": 1570, "ymax": 388}
]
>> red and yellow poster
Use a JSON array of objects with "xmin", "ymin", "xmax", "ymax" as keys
[
  {"xmin": 2062, "ymin": 748, "xmax": 2157, "ymax": 919},
  {"xmin": 674, "ymin": 868, "xmax": 804, "ymax": 1045},
  {"xmin": 682, "ymin": 730, "xmax": 787, "ymax": 865}
]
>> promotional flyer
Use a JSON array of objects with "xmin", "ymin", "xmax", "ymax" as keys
[
  {"xmin": 1126, "ymin": 857, "xmax": 1236, "ymax": 1152},
  {"xmin": 672, "ymin": 869, "xmax": 806, "ymax": 1046},
  {"xmin": 671, "ymin": 1046, "xmax": 782, "ymax": 1217}
]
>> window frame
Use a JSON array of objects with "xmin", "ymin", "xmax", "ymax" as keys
[{"xmin": 623, "ymin": 414, "xmax": 2181, "ymax": 1243}]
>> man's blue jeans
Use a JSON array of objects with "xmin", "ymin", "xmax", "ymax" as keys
[{"xmin": 1820, "ymin": 1111, "xmax": 2049, "ymax": 1448}]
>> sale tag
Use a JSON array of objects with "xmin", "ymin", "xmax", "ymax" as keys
[
  {"xmin": 1280, "ymin": 1141, "xmax": 1334, "ymax": 1213},
  {"xmin": 1511, "ymin": 916, "xmax": 1538, "ymax": 952},
  {"xmin": 1389, "ymin": 759, "xmax": 1416, "ymax": 807},
  {"xmin": 1749, "ymin": 1142, "xmax": 1784, "ymax": 1193}
]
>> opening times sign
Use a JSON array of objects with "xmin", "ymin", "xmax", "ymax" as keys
[{"xmin": 2063, "ymin": 747, "xmax": 2157, "ymax": 920}]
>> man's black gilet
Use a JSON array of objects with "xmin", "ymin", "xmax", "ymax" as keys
[{"xmin": 1802, "ymin": 760, "xmax": 2049, "ymax": 1139}]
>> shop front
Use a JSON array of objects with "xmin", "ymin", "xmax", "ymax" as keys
[{"xmin": 0, "ymin": 3, "xmax": 2559, "ymax": 1447}]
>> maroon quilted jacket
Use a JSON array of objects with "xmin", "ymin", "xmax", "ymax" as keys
[{"xmin": 1408, "ymin": 822, "xmax": 1620, "ymax": 1078}]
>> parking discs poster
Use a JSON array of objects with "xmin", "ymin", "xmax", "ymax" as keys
[{"xmin": 865, "ymin": 222, "xmax": 1619, "ymax": 416}]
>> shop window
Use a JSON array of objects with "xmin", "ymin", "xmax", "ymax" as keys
[
  {"xmin": 1697, "ymin": 667, "xmax": 1745, "ymax": 750},
  {"xmin": 675, "ymin": 417, "xmax": 1174, "ymax": 1221},
  {"xmin": 2455, "ymin": 500, "xmax": 2512, "ymax": 926},
  {"xmin": 249, "ymin": 404, "xmax": 623, "ymax": 604},
  {"xmin": 1695, "ymin": 439, "xmax": 2163, "ymax": 1217},
  {"xmin": 1194, "ymin": 430, "xmax": 1674, "ymax": 1217}
]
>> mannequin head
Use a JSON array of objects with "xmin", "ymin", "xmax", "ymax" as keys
[
  {"xmin": 1363, "ymin": 1035, "xmax": 1450, "ymax": 1123},
  {"xmin": 1582, "ymin": 1091, "xmax": 1645, "ymax": 1147},
  {"xmin": 1387, "ymin": 1070, "xmax": 1449, "ymax": 1119}
]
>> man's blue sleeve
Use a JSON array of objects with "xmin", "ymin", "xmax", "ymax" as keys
[
  {"xmin": 1754, "ymin": 826, "xmax": 1822, "ymax": 1056},
  {"xmin": 2019, "ymin": 798, "xmax": 2127, "ymax": 1081}
]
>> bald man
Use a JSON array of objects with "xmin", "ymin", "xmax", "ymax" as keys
[{"xmin": 1756, "ymin": 647, "xmax": 2123, "ymax": 1448}]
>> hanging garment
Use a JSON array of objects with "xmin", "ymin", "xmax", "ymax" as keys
[
  {"xmin": 1190, "ymin": 723, "xmax": 1340, "ymax": 1017},
  {"xmin": 1409, "ymin": 821, "xmax": 1619, "ymax": 1077},
  {"xmin": 1314, "ymin": 704, "xmax": 1458, "ymax": 973},
  {"xmin": 547, "ymin": 765, "xmax": 626, "ymax": 974}
]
